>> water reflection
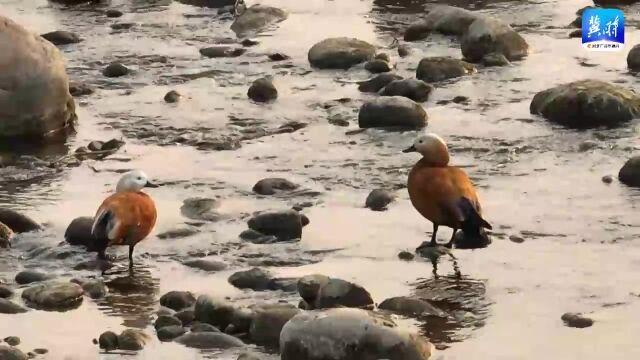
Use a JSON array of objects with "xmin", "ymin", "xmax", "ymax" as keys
[
  {"xmin": 411, "ymin": 275, "xmax": 491, "ymax": 349},
  {"xmin": 99, "ymin": 264, "xmax": 160, "ymax": 328}
]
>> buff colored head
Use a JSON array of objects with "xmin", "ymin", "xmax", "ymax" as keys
[{"xmin": 402, "ymin": 133, "xmax": 450, "ymax": 166}]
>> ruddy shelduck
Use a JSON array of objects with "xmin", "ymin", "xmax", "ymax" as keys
[
  {"xmin": 403, "ymin": 133, "xmax": 492, "ymax": 249},
  {"xmin": 91, "ymin": 170, "xmax": 159, "ymax": 267}
]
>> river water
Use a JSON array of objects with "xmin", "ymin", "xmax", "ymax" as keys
[{"xmin": 1, "ymin": 0, "xmax": 640, "ymax": 359}]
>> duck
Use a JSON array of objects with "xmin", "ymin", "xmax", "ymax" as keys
[
  {"xmin": 91, "ymin": 170, "xmax": 159, "ymax": 268},
  {"xmin": 403, "ymin": 133, "xmax": 492, "ymax": 249}
]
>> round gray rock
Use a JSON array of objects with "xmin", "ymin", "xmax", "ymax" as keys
[
  {"xmin": 157, "ymin": 325, "xmax": 187, "ymax": 342},
  {"xmin": 308, "ymin": 37, "xmax": 376, "ymax": 70},
  {"xmin": 64, "ymin": 216, "xmax": 94, "ymax": 247},
  {"xmin": 379, "ymin": 79, "xmax": 434, "ymax": 103},
  {"xmin": 461, "ymin": 16, "xmax": 529, "ymax": 62},
  {"xmin": 378, "ymin": 296, "xmax": 447, "ymax": 318},
  {"xmin": 228, "ymin": 268, "xmax": 274, "ymax": 291},
  {"xmin": 194, "ymin": 295, "xmax": 236, "ymax": 330},
  {"xmin": 183, "ymin": 259, "xmax": 228, "ymax": 272},
  {"xmin": 0, "ymin": 209, "xmax": 41, "ymax": 233},
  {"xmin": 619, "ymin": 156, "xmax": 640, "ymax": 187},
  {"xmin": 628, "ymin": 44, "xmax": 640, "ymax": 72},
  {"xmin": 117, "ymin": 329, "xmax": 149, "ymax": 351},
  {"xmin": 365, "ymin": 189, "xmax": 396, "ymax": 211},
  {"xmin": 416, "ymin": 56, "xmax": 476, "ymax": 83},
  {"xmin": 253, "ymin": 178, "xmax": 299, "ymax": 195},
  {"xmin": 247, "ymin": 210, "xmax": 303, "ymax": 241},
  {"xmin": 21, "ymin": 282, "xmax": 83, "ymax": 310},
  {"xmin": 160, "ymin": 291, "xmax": 196, "ymax": 311},
  {"xmin": 0, "ymin": 345, "xmax": 27, "ymax": 360},
  {"xmin": 40, "ymin": 30, "xmax": 81, "ymax": 45},
  {"xmin": 0, "ymin": 16, "xmax": 76, "ymax": 139},
  {"xmin": 15, "ymin": 270, "xmax": 51, "ymax": 285},
  {"xmin": 0, "ymin": 299, "xmax": 28, "ymax": 314},
  {"xmin": 174, "ymin": 332, "xmax": 244, "ymax": 349},
  {"xmin": 231, "ymin": 5, "xmax": 288, "ymax": 38},
  {"xmin": 98, "ymin": 331, "xmax": 119, "ymax": 351},
  {"xmin": 530, "ymin": 79, "xmax": 640, "ymax": 128},
  {"xmin": 248, "ymin": 77, "xmax": 278, "ymax": 103},
  {"xmin": 280, "ymin": 308, "xmax": 433, "ymax": 360},
  {"xmin": 155, "ymin": 315, "xmax": 183, "ymax": 330},
  {"xmin": 249, "ymin": 304, "xmax": 301, "ymax": 346},
  {"xmin": 404, "ymin": 5, "xmax": 479, "ymax": 41},
  {"xmin": 358, "ymin": 73, "xmax": 403, "ymax": 93},
  {"xmin": 358, "ymin": 96, "xmax": 427, "ymax": 129},
  {"xmin": 314, "ymin": 278, "xmax": 374, "ymax": 310}
]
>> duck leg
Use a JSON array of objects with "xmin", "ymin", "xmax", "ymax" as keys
[
  {"xmin": 429, "ymin": 224, "xmax": 439, "ymax": 246},
  {"xmin": 444, "ymin": 229, "xmax": 457, "ymax": 249},
  {"xmin": 128, "ymin": 244, "xmax": 135, "ymax": 269}
]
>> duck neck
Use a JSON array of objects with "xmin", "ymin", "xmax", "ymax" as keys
[{"xmin": 418, "ymin": 156, "xmax": 449, "ymax": 168}]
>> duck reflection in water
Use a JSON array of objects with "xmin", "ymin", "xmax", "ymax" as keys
[{"xmin": 99, "ymin": 263, "xmax": 159, "ymax": 329}]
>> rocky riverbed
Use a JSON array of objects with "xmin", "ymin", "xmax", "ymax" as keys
[{"xmin": 2, "ymin": 0, "xmax": 640, "ymax": 359}]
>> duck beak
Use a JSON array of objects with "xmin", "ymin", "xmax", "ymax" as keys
[
  {"xmin": 145, "ymin": 180, "xmax": 160, "ymax": 188},
  {"xmin": 402, "ymin": 145, "xmax": 417, "ymax": 153}
]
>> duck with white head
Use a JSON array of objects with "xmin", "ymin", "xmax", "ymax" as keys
[
  {"xmin": 403, "ymin": 133, "xmax": 492, "ymax": 249},
  {"xmin": 91, "ymin": 170, "xmax": 159, "ymax": 268}
]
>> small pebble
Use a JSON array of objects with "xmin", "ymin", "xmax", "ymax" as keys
[
  {"xmin": 397, "ymin": 44, "xmax": 410, "ymax": 57},
  {"xmin": 561, "ymin": 312, "xmax": 594, "ymax": 328},
  {"xmin": 102, "ymin": 62, "xmax": 130, "ymax": 78},
  {"xmin": 509, "ymin": 235, "xmax": 525, "ymax": 244},
  {"xmin": 268, "ymin": 53, "xmax": 290, "ymax": 61},
  {"xmin": 241, "ymin": 39, "xmax": 259, "ymax": 47},
  {"xmin": 105, "ymin": 9, "xmax": 123, "ymax": 18},
  {"xmin": 452, "ymin": 96, "xmax": 469, "ymax": 104},
  {"xmin": 398, "ymin": 251, "xmax": 415, "ymax": 261},
  {"xmin": 602, "ymin": 175, "xmax": 613, "ymax": 184},
  {"xmin": 33, "ymin": 349, "xmax": 48, "ymax": 355},
  {"xmin": 4, "ymin": 336, "xmax": 20, "ymax": 346},
  {"xmin": 164, "ymin": 90, "xmax": 182, "ymax": 103}
]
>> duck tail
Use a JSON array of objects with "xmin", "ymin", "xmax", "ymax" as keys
[
  {"xmin": 457, "ymin": 197, "xmax": 492, "ymax": 249},
  {"xmin": 90, "ymin": 209, "xmax": 114, "ymax": 255}
]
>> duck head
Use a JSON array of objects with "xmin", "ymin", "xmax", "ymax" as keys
[
  {"xmin": 403, "ymin": 133, "xmax": 450, "ymax": 166},
  {"xmin": 116, "ymin": 170, "xmax": 160, "ymax": 192}
]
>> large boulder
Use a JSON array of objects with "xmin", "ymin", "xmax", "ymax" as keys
[
  {"xmin": 627, "ymin": 44, "xmax": 640, "ymax": 72},
  {"xmin": 461, "ymin": 16, "xmax": 529, "ymax": 63},
  {"xmin": 0, "ymin": 16, "xmax": 76, "ymax": 139},
  {"xmin": 416, "ymin": 57, "xmax": 476, "ymax": 83},
  {"xmin": 231, "ymin": 5, "xmax": 288, "ymax": 38},
  {"xmin": 404, "ymin": 5, "xmax": 479, "ymax": 41},
  {"xmin": 0, "ymin": 345, "xmax": 28, "ymax": 360},
  {"xmin": 530, "ymin": 80, "xmax": 640, "ymax": 128},
  {"xmin": 308, "ymin": 37, "xmax": 376, "ymax": 70},
  {"xmin": 279, "ymin": 308, "xmax": 433, "ymax": 360},
  {"xmin": 358, "ymin": 97, "xmax": 427, "ymax": 129},
  {"xmin": 619, "ymin": 156, "xmax": 640, "ymax": 187}
]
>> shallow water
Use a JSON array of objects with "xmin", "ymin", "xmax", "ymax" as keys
[{"xmin": 2, "ymin": 0, "xmax": 640, "ymax": 359}]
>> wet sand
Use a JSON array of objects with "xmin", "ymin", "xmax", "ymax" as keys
[{"xmin": 2, "ymin": 0, "xmax": 640, "ymax": 359}]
